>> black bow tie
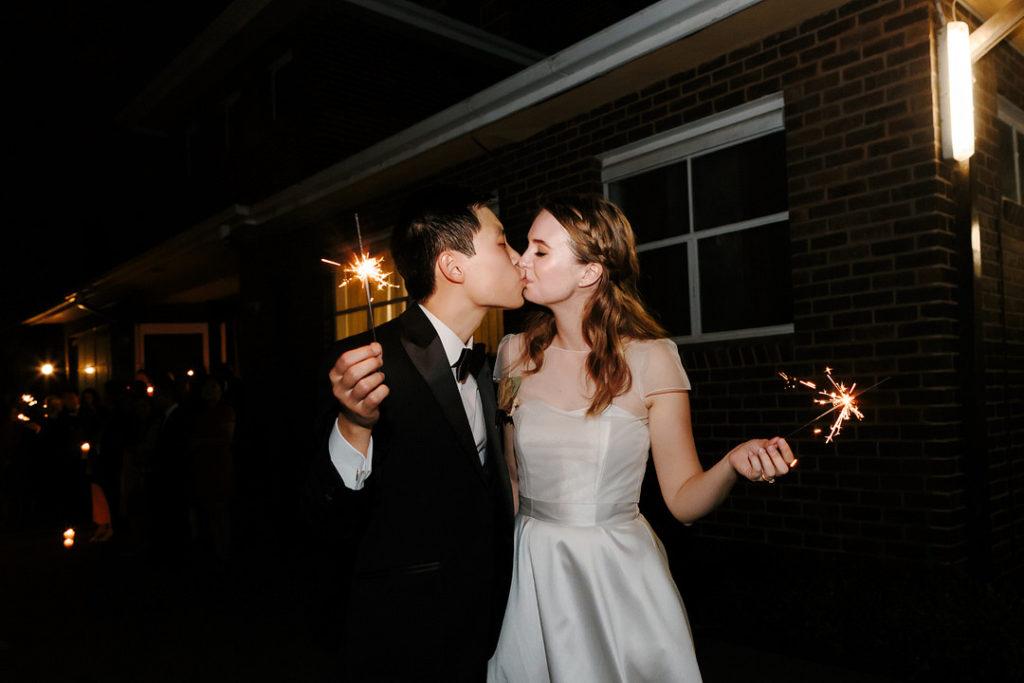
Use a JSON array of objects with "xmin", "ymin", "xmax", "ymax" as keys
[{"xmin": 453, "ymin": 344, "xmax": 486, "ymax": 383}]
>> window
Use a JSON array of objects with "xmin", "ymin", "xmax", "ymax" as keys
[
  {"xmin": 601, "ymin": 94, "xmax": 792, "ymax": 343},
  {"xmin": 997, "ymin": 96, "xmax": 1024, "ymax": 204}
]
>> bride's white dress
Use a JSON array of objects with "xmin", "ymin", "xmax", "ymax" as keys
[{"xmin": 487, "ymin": 334, "xmax": 702, "ymax": 683}]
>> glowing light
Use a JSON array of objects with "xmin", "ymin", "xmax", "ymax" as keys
[
  {"xmin": 41, "ymin": 363, "xmax": 55, "ymax": 376},
  {"xmin": 64, "ymin": 528, "xmax": 75, "ymax": 547},
  {"xmin": 84, "ymin": 365, "xmax": 96, "ymax": 375},
  {"xmin": 146, "ymin": 385, "xmax": 155, "ymax": 396},
  {"xmin": 780, "ymin": 369, "xmax": 888, "ymax": 443},
  {"xmin": 64, "ymin": 538, "xmax": 74, "ymax": 548},
  {"xmin": 21, "ymin": 394, "xmax": 37, "ymax": 406},
  {"xmin": 81, "ymin": 442, "xmax": 91, "ymax": 453},
  {"xmin": 939, "ymin": 21, "xmax": 974, "ymax": 161},
  {"xmin": 322, "ymin": 213, "xmax": 396, "ymax": 342},
  {"xmin": 17, "ymin": 413, "xmax": 30, "ymax": 422},
  {"xmin": 811, "ymin": 368, "xmax": 864, "ymax": 443},
  {"xmin": 321, "ymin": 255, "xmax": 396, "ymax": 293},
  {"xmin": 187, "ymin": 369, "xmax": 195, "ymax": 377}
]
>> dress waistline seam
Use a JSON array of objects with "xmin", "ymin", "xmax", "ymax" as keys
[{"xmin": 518, "ymin": 497, "xmax": 639, "ymax": 526}]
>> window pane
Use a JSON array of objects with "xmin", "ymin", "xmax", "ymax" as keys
[
  {"xmin": 996, "ymin": 120, "xmax": 1017, "ymax": 201},
  {"xmin": 691, "ymin": 131, "xmax": 787, "ymax": 231},
  {"xmin": 335, "ymin": 301, "xmax": 407, "ymax": 340},
  {"xmin": 608, "ymin": 160, "xmax": 689, "ymax": 242},
  {"xmin": 637, "ymin": 244, "xmax": 690, "ymax": 336},
  {"xmin": 698, "ymin": 221, "xmax": 792, "ymax": 333}
]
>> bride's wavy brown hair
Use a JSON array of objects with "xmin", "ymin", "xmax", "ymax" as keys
[{"xmin": 520, "ymin": 194, "xmax": 666, "ymax": 416}]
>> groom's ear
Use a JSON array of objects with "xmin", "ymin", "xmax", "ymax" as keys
[{"xmin": 437, "ymin": 250, "xmax": 466, "ymax": 285}]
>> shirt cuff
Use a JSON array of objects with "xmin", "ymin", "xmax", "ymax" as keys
[{"xmin": 328, "ymin": 418, "xmax": 374, "ymax": 490}]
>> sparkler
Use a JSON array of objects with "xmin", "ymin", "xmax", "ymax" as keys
[
  {"xmin": 780, "ymin": 367, "xmax": 888, "ymax": 443},
  {"xmin": 321, "ymin": 213, "xmax": 397, "ymax": 342}
]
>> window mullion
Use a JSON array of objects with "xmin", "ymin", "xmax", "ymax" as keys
[{"xmin": 686, "ymin": 156, "xmax": 701, "ymax": 337}]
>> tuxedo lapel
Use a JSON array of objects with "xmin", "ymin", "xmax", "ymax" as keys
[{"xmin": 398, "ymin": 307, "xmax": 484, "ymax": 479}]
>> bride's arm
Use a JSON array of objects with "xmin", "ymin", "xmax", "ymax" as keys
[
  {"xmin": 648, "ymin": 391, "xmax": 794, "ymax": 524},
  {"xmin": 503, "ymin": 422, "xmax": 519, "ymax": 515}
]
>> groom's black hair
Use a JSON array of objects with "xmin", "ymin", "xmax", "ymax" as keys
[{"xmin": 391, "ymin": 184, "xmax": 492, "ymax": 301}]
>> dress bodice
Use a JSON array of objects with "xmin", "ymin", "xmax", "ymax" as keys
[
  {"xmin": 495, "ymin": 334, "xmax": 690, "ymax": 520},
  {"xmin": 513, "ymin": 402, "xmax": 650, "ymax": 509}
]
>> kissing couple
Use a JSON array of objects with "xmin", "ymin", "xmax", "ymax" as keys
[{"xmin": 310, "ymin": 186, "xmax": 794, "ymax": 681}]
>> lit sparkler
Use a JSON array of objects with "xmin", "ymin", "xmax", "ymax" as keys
[
  {"xmin": 21, "ymin": 394, "xmax": 37, "ymax": 406},
  {"xmin": 321, "ymin": 213, "xmax": 396, "ymax": 342},
  {"xmin": 780, "ymin": 368, "xmax": 888, "ymax": 443}
]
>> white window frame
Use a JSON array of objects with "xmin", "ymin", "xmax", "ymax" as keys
[
  {"xmin": 998, "ymin": 95, "xmax": 1024, "ymax": 203},
  {"xmin": 600, "ymin": 93, "xmax": 793, "ymax": 344}
]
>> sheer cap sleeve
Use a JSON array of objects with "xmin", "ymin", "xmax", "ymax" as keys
[
  {"xmin": 493, "ymin": 333, "xmax": 524, "ymax": 381},
  {"xmin": 637, "ymin": 338, "xmax": 690, "ymax": 398}
]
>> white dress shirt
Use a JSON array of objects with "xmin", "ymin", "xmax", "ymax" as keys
[{"xmin": 329, "ymin": 304, "xmax": 487, "ymax": 490}]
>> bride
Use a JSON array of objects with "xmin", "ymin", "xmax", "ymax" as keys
[{"xmin": 487, "ymin": 194, "xmax": 795, "ymax": 682}]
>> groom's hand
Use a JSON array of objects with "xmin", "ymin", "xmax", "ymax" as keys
[{"xmin": 330, "ymin": 343, "xmax": 388, "ymax": 447}]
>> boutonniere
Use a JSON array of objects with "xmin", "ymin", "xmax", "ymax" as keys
[{"xmin": 497, "ymin": 376, "xmax": 522, "ymax": 418}]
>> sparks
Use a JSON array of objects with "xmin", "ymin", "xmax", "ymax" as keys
[
  {"xmin": 813, "ymin": 367, "xmax": 864, "ymax": 443},
  {"xmin": 321, "ymin": 254, "xmax": 396, "ymax": 293},
  {"xmin": 321, "ymin": 214, "xmax": 396, "ymax": 342},
  {"xmin": 780, "ymin": 368, "xmax": 887, "ymax": 443}
]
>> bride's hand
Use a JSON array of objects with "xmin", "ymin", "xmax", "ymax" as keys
[{"xmin": 726, "ymin": 437, "xmax": 796, "ymax": 483}]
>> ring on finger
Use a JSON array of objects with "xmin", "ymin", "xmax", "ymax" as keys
[{"xmin": 760, "ymin": 473, "xmax": 775, "ymax": 484}]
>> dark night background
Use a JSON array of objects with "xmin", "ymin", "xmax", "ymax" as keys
[{"xmin": 1, "ymin": 2, "xmax": 1023, "ymax": 682}]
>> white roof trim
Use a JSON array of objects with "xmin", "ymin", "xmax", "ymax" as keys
[
  {"xmin": 347, "ymin": 0, "xmax": 545, "ymax": 66},
  {"xmin": 250, "ymin": 0, "xmax": 767, "ymax": 223}
]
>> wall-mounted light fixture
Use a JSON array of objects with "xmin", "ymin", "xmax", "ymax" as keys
[{"xmin": 938, "ymin": 20, "xmax": 975, "ymax": 161}]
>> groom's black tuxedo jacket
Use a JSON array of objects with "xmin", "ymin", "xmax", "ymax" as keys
[{"xmin": 309, "ymin": 304, "xmax": 514, "ymax": 680}]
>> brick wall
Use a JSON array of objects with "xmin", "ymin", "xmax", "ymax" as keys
[
  {"xmin": 393, "ymin": 0, "xmax": 1024, "ymax": 571},
  {"xmin": 974, "ymin": 28, "xmax": 1024, "ymax": 574}
]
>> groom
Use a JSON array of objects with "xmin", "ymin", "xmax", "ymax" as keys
[{"xmin": 310, "ymin": 186, "xmax": 524, "ymax": 680}]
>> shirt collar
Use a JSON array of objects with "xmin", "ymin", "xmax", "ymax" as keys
[{"xmin": 418, "ymin": 303, "xmax": 473, "ymax": 367}]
